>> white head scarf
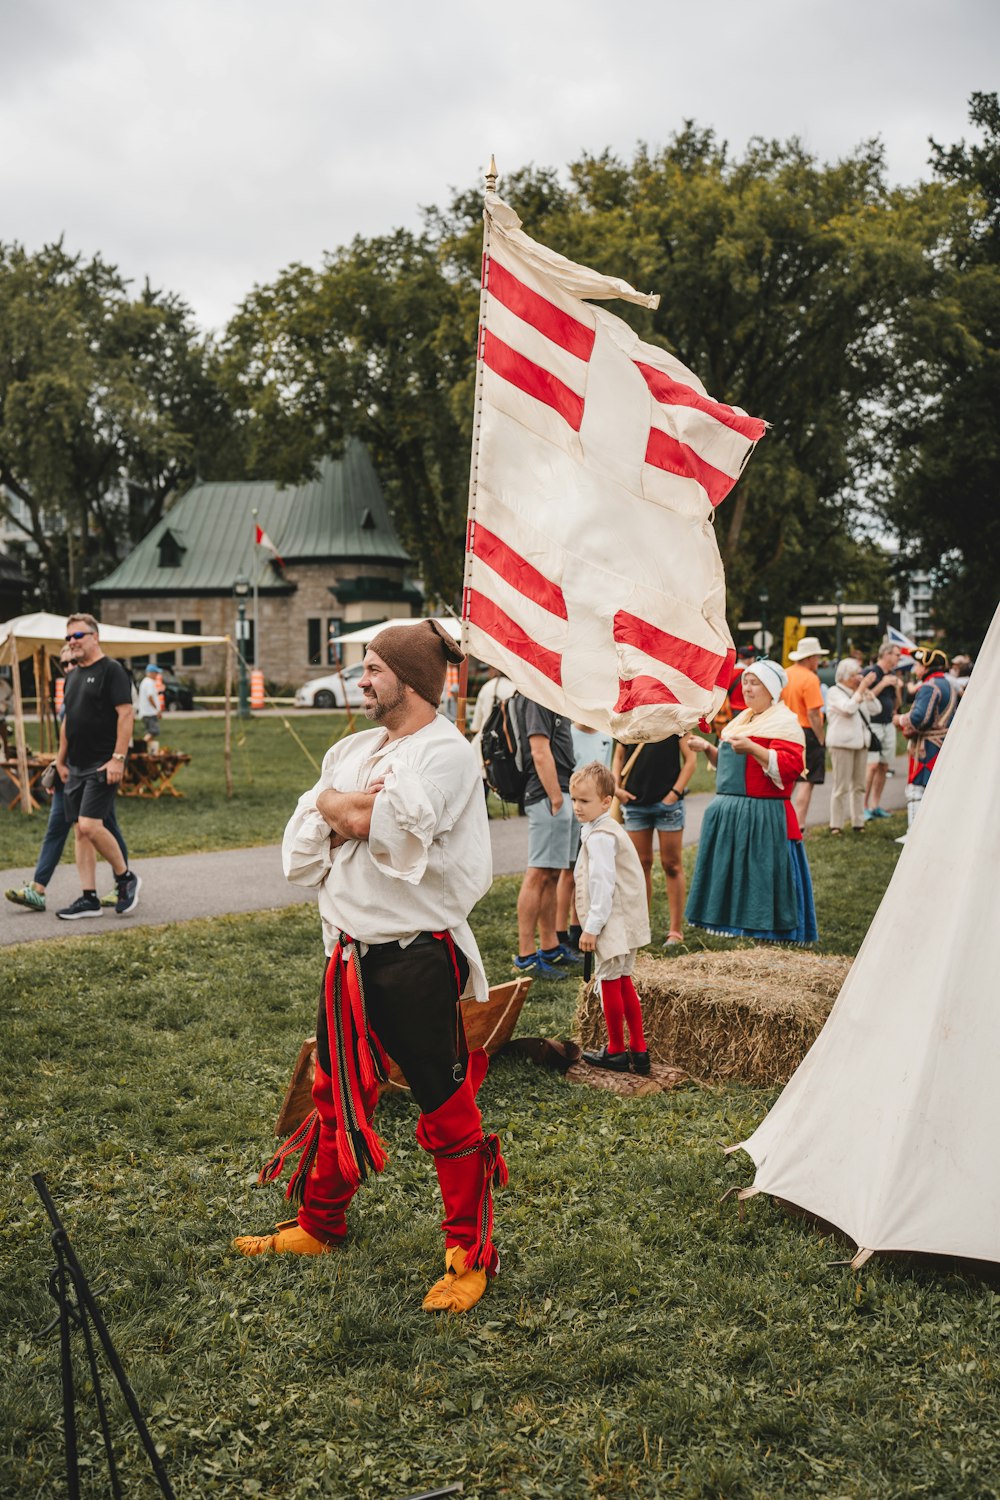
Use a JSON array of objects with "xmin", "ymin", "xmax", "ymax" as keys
[
  {"xmin": 742, "ymin": 658, "xmax": 787, "ymax": 703},
  {"xmin": 721, "ymin": 658, "xmax": 805, "ymax": 750}
]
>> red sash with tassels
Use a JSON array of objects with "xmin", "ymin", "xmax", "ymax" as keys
[
  {"xmin": 325, "ymin": 933, "xmax": 390, "ymax": 1185},
  {"xmin": 258, "ymin": 933, "xmax": 390, "ymax": 1203}
]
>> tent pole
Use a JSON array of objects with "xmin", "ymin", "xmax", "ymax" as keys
[
  {"xmin": 10, "ymin": 635, "xmax": 33, "ymax": 814},
  {"xmin": 35, "ymin": 646, "xmax": 52, "ymax": 754},
  {"xmin": 224, "ymin": 639, "xmax": 233, "ymax": 800}
]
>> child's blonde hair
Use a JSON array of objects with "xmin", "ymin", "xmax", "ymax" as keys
[{"xmin": 569, "ymin": 761, "xmax": 616, "ymax": 799}]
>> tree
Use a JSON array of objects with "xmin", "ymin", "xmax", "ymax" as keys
[
  {"xmin": 882, "ymin": 93, "xmax": 1000, "ymax": 651},
  {"xmin": 435, "ymin": 134, "xmax": 948, "ymax": 627},
  {"xmin": 229, "ymin": 134, "xmax": 952, "ymax": 624},
  {"xmin": 221, "ymin": 230, "xmax": 472, "ymax": 601},
  {"xmin": 0, "ymin": 242, "xmax": 236, "ymax": 610}
]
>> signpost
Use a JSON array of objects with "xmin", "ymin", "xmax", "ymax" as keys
[{"xmin": 800, "ymin": 602, "xmax": 880, "ymax": 658}]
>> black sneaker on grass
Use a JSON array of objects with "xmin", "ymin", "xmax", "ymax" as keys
[
  {"xmin": 57, "ymin": 893, "xmax": 102, "ymax": 921},
  {"xmin": 115, "ymin": 871, "xmax": 142, "ymax": 916}
]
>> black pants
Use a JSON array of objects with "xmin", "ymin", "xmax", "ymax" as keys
[{"xmin": 315, "ymin": 935, "xmax": 470, "ymax": 1115}]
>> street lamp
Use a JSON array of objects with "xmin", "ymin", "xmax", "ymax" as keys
[
  {"xmin": 233, "ymin": 576, "xmax": 251, "ymax": 719},
  {"xmin": 759, "ymin": 587, "xmax": 770, "ymax": 653}
]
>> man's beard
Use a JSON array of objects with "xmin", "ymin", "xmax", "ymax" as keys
[{"xmin": 363, "ymin": 681, "xmax": 407, "ymax": 722}]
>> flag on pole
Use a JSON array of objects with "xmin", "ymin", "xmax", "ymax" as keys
[
  {"xmin": 887, "ymin": 624, "xmax": 918, "ymax": 653},
  {"xmin": 255, "ymin": 524, "xmax": 285, "ymax": 570},
  {"xmin": 463, "ymin": 193, "xmax": 767, "ymax": 741}
]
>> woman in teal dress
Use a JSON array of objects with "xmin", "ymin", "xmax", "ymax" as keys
[{"xmin": 686, "ymin": 659, "xmax": 818, "ymax": 943}]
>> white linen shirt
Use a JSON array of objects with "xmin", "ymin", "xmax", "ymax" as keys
[
  {"xmin": 282, "ymin": 716, "xmax": 493, "ymax": 1001},
  {"xmin": 579, "ymin": 816, "xmax": 618, "ymax": 935}
]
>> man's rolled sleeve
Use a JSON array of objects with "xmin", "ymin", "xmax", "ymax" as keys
[
  {"xmin": 282, "ymin": 789, "xmax": 336, "ymax": 888},
  {"xmin": 367, "ymin": 765, "xmax": 446, "ymax": 884}
]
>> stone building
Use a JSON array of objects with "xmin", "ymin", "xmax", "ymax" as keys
[{"xmin": 92, "ymin": 440, "xmax": 420, "ymax": 685}]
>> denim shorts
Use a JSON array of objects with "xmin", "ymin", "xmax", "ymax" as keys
[
  {"xmin": 525, "ymin": 796, "xmax": 575, "ymax": 869},
  {"xmin": 622, "ymin": 799, "xmax": 685, "ymax": 833}
]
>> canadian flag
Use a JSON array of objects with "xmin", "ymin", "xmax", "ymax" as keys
[
  {"xmin": 255, "ymin": 524, "xmax": 285, "ymax": 569},
  {"xmin": 463, "ymin": 193, "xmax": 766, "ymax": 741}
]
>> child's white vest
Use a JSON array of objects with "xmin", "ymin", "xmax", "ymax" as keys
[{"xmin": 574, "ymin": 816, "xmax": 651, "ymax": 963}]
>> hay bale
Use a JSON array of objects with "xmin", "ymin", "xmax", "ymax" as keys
[{"xmin": 574, "ymin": 949, "xmax": 851, "ymax": 1085}]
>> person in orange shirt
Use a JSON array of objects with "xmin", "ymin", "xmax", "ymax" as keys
[{"xmin": 783, "ymin": 636, "xmax": 829, "ymax": 827}]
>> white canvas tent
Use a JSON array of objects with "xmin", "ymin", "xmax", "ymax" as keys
[
  {"xmin": 733, "ymin": 602, "xmax": 1000, "ymax": 1266},
  {"xmin": 1, "ymin": 611, "xmax": 230, "ymax": 814},
  {"xmin": 328, "ymin": 617, "xmax": 461, "ymax": 646},
  {"xmin": 0, "ymin": 611, "xmax": 227, "ymax": 666}
]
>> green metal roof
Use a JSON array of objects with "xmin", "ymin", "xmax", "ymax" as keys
[{"xmin": 93, "ymin": 439, "xmax": 409, "ymax": 595}]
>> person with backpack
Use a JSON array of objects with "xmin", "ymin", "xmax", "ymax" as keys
[{"xmin": 512, "ymin": 697, "xmax": 582, "ymax": 980}]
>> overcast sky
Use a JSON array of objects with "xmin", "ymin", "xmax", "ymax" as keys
[{"xmin": 4, "ymin": 0, "xmax": 996, "ymax": 332}]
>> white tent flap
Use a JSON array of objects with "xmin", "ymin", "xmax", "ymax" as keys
[{"xmin": 737, "ymin": 603, "xmax": 1000, "ymax": 1263}]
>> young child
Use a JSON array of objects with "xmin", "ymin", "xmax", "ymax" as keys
[{"xmin": 571, "ymin": 761, "xmax": 653, "ymax": 1074}]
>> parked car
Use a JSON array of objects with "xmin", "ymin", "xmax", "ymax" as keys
[
  {"xmin": 131, "ymin": 664, "xmax": 195, "ymax": 711},
  {"xmin": 295, "ymin": 663, "xmax": 365, "ymax": 709}
]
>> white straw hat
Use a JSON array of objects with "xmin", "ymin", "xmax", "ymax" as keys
[{"xmin": 788, "ymin": 636, "xmax": 829, "ymax": 661}]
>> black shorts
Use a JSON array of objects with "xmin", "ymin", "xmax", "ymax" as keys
[
  {"xmin": 315, "ymin": 934, "xmax": 470, "ymax": 1116},
  {"xmin": 803, "ymin": 728, "xmax": 826, "ymax": 784},
  {"xmin": 63, "ymin": 767, "xmax": 119, "ymax": 825}
]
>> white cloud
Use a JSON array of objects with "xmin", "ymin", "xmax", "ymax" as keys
[{"xmin": 3, "ymin": 0, "xmax": 995, "ymax": 329}]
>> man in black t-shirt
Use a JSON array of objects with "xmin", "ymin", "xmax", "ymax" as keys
[
  {"xmin": 513, "ymin": 698, "xmax": 581, "ymax": 980},
  {"xmin": 54, "ymin": 613, "xmax": 142, "ymax": 919}
]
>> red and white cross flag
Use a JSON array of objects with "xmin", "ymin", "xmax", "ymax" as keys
[
  {"xmin": 462, "ymin": 192, "xmax": 767, "ymax": 741},
  {"xmin": 255, "ymin": 524, "xmax": 285, "ymax": 569}
]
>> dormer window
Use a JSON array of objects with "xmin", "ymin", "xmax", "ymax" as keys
[
  {"xmin": 158, "ymin": 528, "xmax": 186, "ymax": 568},
  {"xmin": 360, "ymin": 508, "xmax": 376, "ymax": 531}
]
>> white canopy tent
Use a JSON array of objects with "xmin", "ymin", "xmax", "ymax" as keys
[
  {"xmin": 328, "ymin": 616, "xmax": 461, "ymax": 646},
  {"xmin": 734, "ymin": 602, "xmax": 1000, "ymax": 1266},
  {"xmin": 1, "ymin": 611, "xmax": 231, "ymax": 814}
]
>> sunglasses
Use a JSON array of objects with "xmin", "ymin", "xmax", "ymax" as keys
[{"xmin": 64, "ymin": 630, "xmax": 93, "ymax": 641}]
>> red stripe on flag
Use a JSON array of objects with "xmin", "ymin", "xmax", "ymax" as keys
[
  {"xmin": 644, "ymin": 428, "xmax": 736, "ymax": 507},
  {"xmin": 466, "ymin": 590, "xmax": 563, "ymax": 685},
  {"xmin": 614, "ymin": 611, "xmax": 727, "ymax": 690},
  {"xmin": 470, "ymin": 523, "xmax": 567, "ymax": 621},
  {"xmin": 634, "ymin": 361, "xmax": 766, "ymax": 442},
  {"xmin": 489, "ymin": 259, "xmax": 595, "ymax": 362},
  {"xmin": 615, "ymin": 676, "xmax": 680, "ymax": 713},
  {"xmin": 481, "ymin": 328, "xmax": 584, "ymax": 432},
  {"xmin": 715, "ymin": 648, "xmax": 736, "ymax": 689}
]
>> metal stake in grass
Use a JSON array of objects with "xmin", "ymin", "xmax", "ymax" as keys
[
  {"xmin": 32, "ymin": 1172, "xmax": 176, "ymax": 1500},
  {"xmin": 396, "ymin": 1487, "xmax": 464, "ymax": 1498}
]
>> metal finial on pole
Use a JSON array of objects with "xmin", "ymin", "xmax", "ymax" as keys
[{"xmin": 485, "ymin": 154, "xmax": 497, "ymax": 193}]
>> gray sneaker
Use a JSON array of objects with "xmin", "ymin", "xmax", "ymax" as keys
[
  {"xmin": 115, "ymin": 871, "xmax": 141, "ymax": 916},
  {"xmin": 5, "ymin": 884, "xmax": 45, "ymax": 912}
]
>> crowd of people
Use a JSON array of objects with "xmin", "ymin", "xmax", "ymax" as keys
[
  {"xmin": 0, "ymin": 610, "xmax": 974, "ymax": 1316},
  {"xmin": 498, "ymin": 629, "xmax": 971, "ymax": 1075}
]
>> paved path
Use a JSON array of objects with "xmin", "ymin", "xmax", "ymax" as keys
[{"xmin": 0, "ymin": 759, "xmax": 908, "ymax": 948}]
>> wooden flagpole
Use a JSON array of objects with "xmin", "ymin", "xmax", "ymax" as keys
[{"xmin": 456, "ymin": 153, "xmax": 497, "ymax": 738}]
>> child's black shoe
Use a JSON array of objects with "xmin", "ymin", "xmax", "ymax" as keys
[{"xmin": 582, "ymin": 1046, "xmax": 630, "ymax": 1073}]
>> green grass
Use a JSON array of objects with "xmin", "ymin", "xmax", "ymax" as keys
[
  {"xmin": 3, "ymin": 714, "xmax": 355, "ymax": 868},
  {"xmin": 5, "ymin": 820, "xmax": 999, "ymax": 1497}
]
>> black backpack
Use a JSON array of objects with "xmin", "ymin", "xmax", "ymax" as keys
[{"xmin": 481, "ymin": 692, "xmax": 527, "ymax": 805}]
